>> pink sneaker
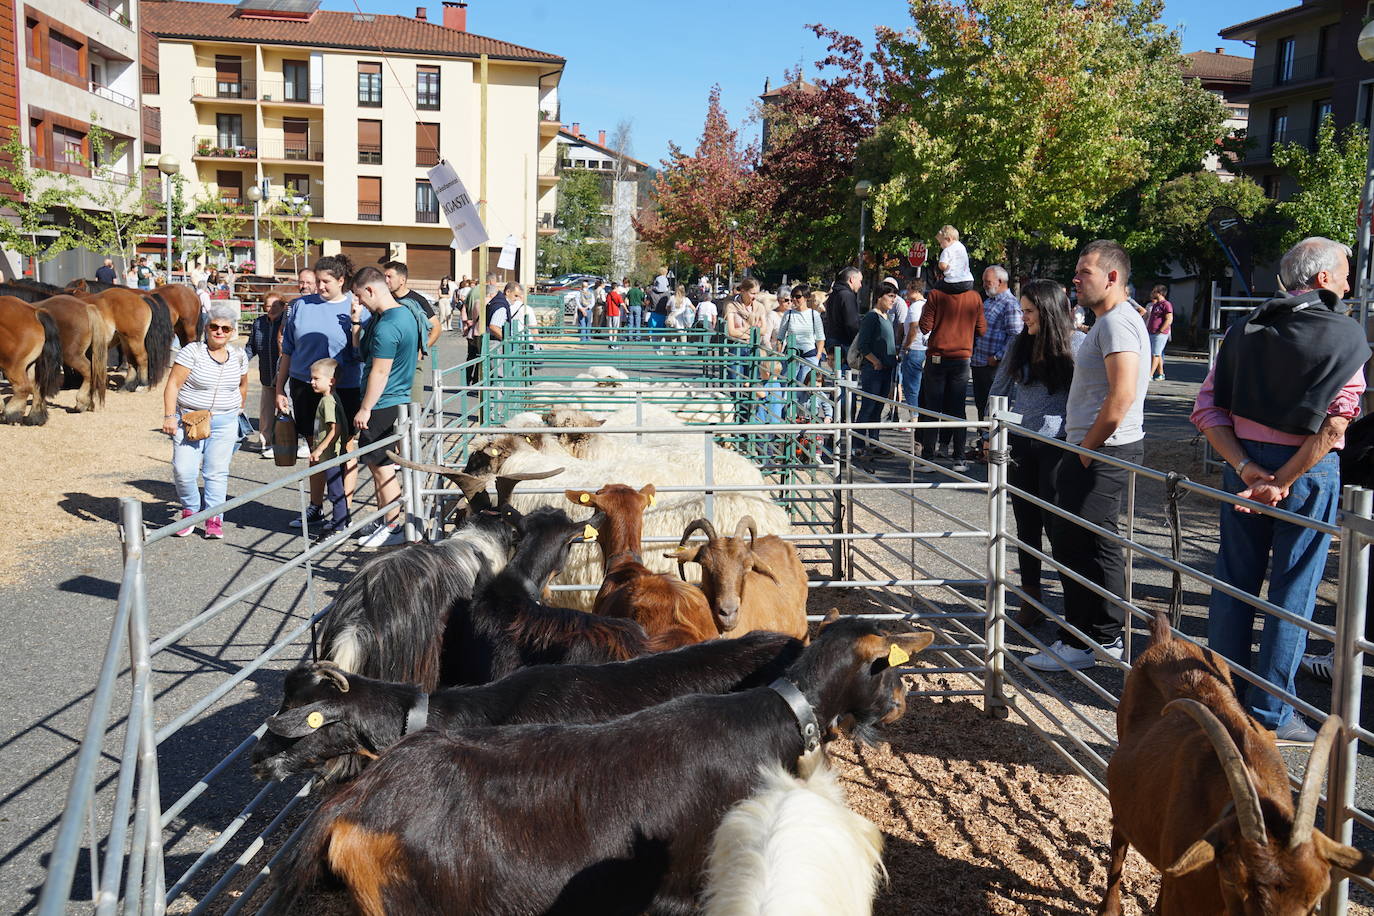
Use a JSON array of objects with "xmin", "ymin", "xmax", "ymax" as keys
[
  {"xmin": 204, "ymin": 516, "xmax": 224, "ymax": 539},
  {"xmin": 174, "ymin": 509, "xmax": 195, "ymax": 537}
]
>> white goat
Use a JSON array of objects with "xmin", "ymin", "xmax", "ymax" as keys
[{"xmin": 702, "ymin": 755, "xmax": 886, "ymax": 916}]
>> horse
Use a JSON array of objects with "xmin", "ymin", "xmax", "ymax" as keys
[
  {"xmin": 0, "ymin": 297, "xmax": 63, "ymax": 425},
  {"xmin": 20, "ymin": 295, "xmax": 109, "ymax": 411},
  {"xmin": 68, "ymin": 278, "xmax": 203, "ymax": 345},
  {"xmin": 15, "ymin": 281, "xmax": 171, "ymax": 391}
]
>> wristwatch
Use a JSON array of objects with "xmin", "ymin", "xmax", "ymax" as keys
[{"xmin": 1235, "ymin": 458, "xmax": 1252, "ymax": 475}]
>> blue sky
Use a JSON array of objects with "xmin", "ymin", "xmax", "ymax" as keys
[{"xmin": 340, "ymin": 0, "xmax": 1276, "ymax": 167}]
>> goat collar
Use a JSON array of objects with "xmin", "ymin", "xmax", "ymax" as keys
[
  {"xmin": 402, "ymin": 691, "xmax": 430, "ymax": 738},
  {"xmin": 768, "ymin": 678, "xmax": 821, "ymax": 754}
]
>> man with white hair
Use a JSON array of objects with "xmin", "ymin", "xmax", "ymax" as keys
[
  {"xmin": 970, "ymin": 265, "xmax": 1022, "ymax": 433},
  {"xmin": 1190, "ymin": 236, "xmax": 1369, "ymax": 744}
]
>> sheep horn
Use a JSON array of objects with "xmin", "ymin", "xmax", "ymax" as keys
[
  {"xmin": 311, "ymin": 661, "xmax": 350, "ymax": 693},
  {"xmin": 1290, "ymin": 715, "xmax": 1344, "ymax": 849},
  {"xmin": 1164, "ymin": 699, "xmax": 1267, "ymax": 846},
  {"xmin": 732, "ymin": 515, "xmax": 757, "ymax": 547},
  {"xmin": 495, "ymin": 467, "xmax": 565, "ymax": 507}
]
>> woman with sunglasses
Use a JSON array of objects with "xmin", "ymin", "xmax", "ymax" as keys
[{"xmin": 161, "ymin": 303, "xmax": 250, "ymax": 538}]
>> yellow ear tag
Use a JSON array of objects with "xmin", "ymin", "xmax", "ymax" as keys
[
  {"xmin": 647, "ymin": 493, "xmax": 656, "ymax": 507},
  {"xmin": 306, "ymin": 711, "xmax": 325, "ymax": 730},
  {"xmin": 887, "ymin": 644, "xmax": 910, "ymax": 667},
  {"xmin": 580, "ymin": 493, "xmax": 591, "ymax": 504},
  {"xmin": 583, "ymin": 524, "xmax": 598, "ymax": 541},
  {"xmin": 486, "ymin": 446, "xmax": 501, "ymax": 457}
]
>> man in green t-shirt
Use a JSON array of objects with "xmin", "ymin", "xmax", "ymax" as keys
[
  {"xmin": 463, "ymin": 272, "xmax": 496, "ymax": 384},
  {"xmin": 350, "ymin": 266, "xmax": 421, "ymax": 549},
  {"xmin": 626, "ymin": 280, "xmax": 646, "ymax": 340}
]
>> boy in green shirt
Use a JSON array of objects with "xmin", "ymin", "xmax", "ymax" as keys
[{"xmin": 309, "ymin": 357, "xmax": 350, "ymax": 532}]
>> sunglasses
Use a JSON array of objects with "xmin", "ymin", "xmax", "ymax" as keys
[{"xmin": 207, "ymin": 324, "xmax": 234, "ymax": 333}]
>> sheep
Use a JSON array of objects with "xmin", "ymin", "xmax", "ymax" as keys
[
  {"xmin": 1101, "ymin": 608, "xmax": 1374, "ymax": 915},
  {"xmin": 701, "ymin": 754, "xmax": 886, "ymax": 916},
  {"xmin": 251, "ymin": 632, "xmax": 804, "ymax": 782},
  {"xmin": 667, "ymin": 516, "xmax": 809, "ymax": 640},
  {"xmin": 564, "ymin": 483, "xmax": 717, "ymax": 645},
  {"xmin": 264, "ymin": 616, "xmax": 934, "ymax": 915}
]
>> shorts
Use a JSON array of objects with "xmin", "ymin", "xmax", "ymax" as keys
[
  {"xmin": 358, "ymin": 403, "xmax": 402, "ymax": 466},
  {"xmin": 1149, "ymin": 333, "xmax": 1169, "ymax": 356},
  {"xmin": 289, "ymin": 379, "xmax": 360, "ymax": 442}
]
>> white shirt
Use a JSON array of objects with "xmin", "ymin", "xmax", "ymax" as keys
[
  {"xmin": 938, "ymin": 240, "xmax": 973, "ymax": 284},
  {"xmin": 695, "ymin": 299, "xmax": 718, "ymax": 325},
  {"xmin": 487, "ymin": 298, "xmax": 525, "ymax": 334},
  {"xmin": 905, "ymin": 296, "xmax": 927, "ymax": 350}
]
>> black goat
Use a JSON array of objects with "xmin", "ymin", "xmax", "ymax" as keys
[
  {"xmin": 314, "ymin": 506, "xmax": 522, "ymax": 692},
  {"xmin": 252, "ymin": 631, "xmax": 805, "ymax": 782},
  {"xmin": 441, "ymin": 505, "xmax": 668, "ymax": 685},
  {"xmin": 266, "ymin": 615, "xmax": 933, "ymax": 915}
]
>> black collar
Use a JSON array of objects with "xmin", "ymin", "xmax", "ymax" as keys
[
  {"xmin": 402, "ymin": 691, "xmax": 430, "ymax": 738},
  {"xmin": 769, "ymin": 677, "xmax": 821, "ymax": 754}
]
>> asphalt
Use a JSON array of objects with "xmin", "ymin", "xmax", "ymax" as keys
[{"xmin": 1, "ymin": 340, "xmax": 1370, "ymax": 914}]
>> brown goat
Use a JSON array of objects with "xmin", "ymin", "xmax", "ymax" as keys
[
  {"xmin": 665, "ymin": 516, "xmax": 808, "ymax": 641},
  {"xmin": 1101, "ymin": 609, "xmax": 1374, "ymax": 915},
  {"xmin": 564, "ymin": 483, "xmax": 717, "ymax": 647}
]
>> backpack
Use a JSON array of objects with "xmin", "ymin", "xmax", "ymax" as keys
[{"xmin": 397, "ymin": 294, "xmax": 432, "ymax": 357}]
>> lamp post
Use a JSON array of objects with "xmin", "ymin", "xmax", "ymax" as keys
[
  {"xmin": 854, "ymin": 179, "xmax": 873, "ymax": 306},
  {"xmin": 728, "ymin": 218, "xmax": 738, "ymax": 292},
  {"xmin": 158, "ymin": 154, "xmax": 180, "ymax": 282},
  {"xmin": 246, "ymin": 183, "xmax": 262, "ymax": 274}
]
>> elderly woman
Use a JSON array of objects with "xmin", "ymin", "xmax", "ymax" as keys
[{"xmin": 161, "ymin": 303, "xmax": 250, "ymax": 538}]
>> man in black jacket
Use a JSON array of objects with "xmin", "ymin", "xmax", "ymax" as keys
[{"xmin": 824, "ymin": 266, "xmax": 863, "ymax": 354}]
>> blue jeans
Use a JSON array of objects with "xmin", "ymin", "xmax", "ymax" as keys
[
  {"xmin": 856, "ymin": 364, "xmax": 893, "ymax": 448},
  {"xmin": 172, "ymin": 411, "xmax": 242, "ymax": 515},
  {"xmin": 627, "ymin": 306, "xmax": 642, "ymax": 338},
  {"xmin": 1207, "ymin": 442, "xmax": 1340, "ymax": 729},
  {"xmin": 577, "ymin": 314, "xmax": 590, "ymax": 342},
  {"xmin": 900, "ymin": 349, "xmax": 925, "ymax": 414}
]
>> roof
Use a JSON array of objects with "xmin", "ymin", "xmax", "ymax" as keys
[
  {"xmin": 140, "ymin": 0, "xmax": 563, "ymax": 63},
  {"xmin": 760, "ymin": 78, "xmax": 816, "ymax": 101},
  {"xmin": 1219, "ymin": 0, "xmax": 1336, "ymax": 41},
  {"xmin": 556, "ymin": 129, "xmax": 648, "ymax": 170},
  {"xmin": 1179, "ymin": 50, "xmax": 1252, "ymax": 85}
]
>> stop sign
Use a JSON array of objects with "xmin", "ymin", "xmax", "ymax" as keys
[{"xmin": 908, "ymin": 242, "xmax": 927, "ymax": 268}]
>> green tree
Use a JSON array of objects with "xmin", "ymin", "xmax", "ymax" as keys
[
  {"xmin": 538, "ymin": 166, "xmax": 611, "ymax": 276},
  {"xmin": 0, "ymin": 126, "xmax": 80, "ymax": 272},
  {"xmin": 67, "ymin": 121, "xmax": 161, "ymax": 272},
  {"xmin": 162, "ymin": 171, "xmax": 196, "ymax": 265},
  {"xmin": 1272, "ymin": 117, "xmax": 1367, "ymax": 250},
  {"xmin": 194, "ymin": 191, "xmax": 248, "ymax": 267},
  {"xmin": 268, "ymin": 195, "xmax": 316, "ymax": 274}
]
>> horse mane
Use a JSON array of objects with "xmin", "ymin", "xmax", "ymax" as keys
[{"xmin": 75, "ymin": 278, "xmax": 122, "ymax": 292}]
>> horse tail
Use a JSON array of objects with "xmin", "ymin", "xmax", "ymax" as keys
[
  {"xmin": 142, "ymin": 293, "xmax": 174, "ymax": 387},
  {"xmin": 86, "ymin": 303, "xmax": 109, "ymax": 407},
  {"xmin": 196, "ymin": 305, "xmax": 206, "ymax": 341},
  {"xmin": 33, "ymin": 309, "xmax": 63, "ymax": 398}
]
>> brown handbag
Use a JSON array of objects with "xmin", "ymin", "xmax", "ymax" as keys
[{"xmin": 181, "ymin": 410, "xmax": 212, "ymax": 440}]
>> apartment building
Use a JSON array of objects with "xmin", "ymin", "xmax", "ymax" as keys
[
  {"xmin": 1, "ymin": 0, "xmax": 145, "ymax": 279},
  {"xmin": 1180, "ymin": 49, "xmax": 1252, "ymax": 178},
  {"xmin": 1221, "ymin": 0, "xmax": 1374, "ymax": 197},
  {"xmin": 550, "ymin": 124, "xmax": 649, "ymax": 279},
  {"xmin": 140, "ymin": 0, "xmax": 563, "ymax": 288}
]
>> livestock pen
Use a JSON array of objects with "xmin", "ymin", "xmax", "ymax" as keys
[{"xmin": 35, "ymin": 326, "xmax": 1374, "ymax": 915}]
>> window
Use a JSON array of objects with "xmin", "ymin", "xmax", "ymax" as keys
[
  {"xmin": 1361, "ymin": 81, "xmax": 1374, "ymax": 132},
  {"xmin": 54, "ymin": 125, "xmax": 84, "ymax": 166},
  {"xmin": 25, "ymin": 18, "xmax": 40, "ymax": 62},
  {"xmin": 1317, "ymin": 25, "xmax": 1333, "ymax": 75},
  {"xmin": 1269, "ymin": 106, "xmax": 1289, "ymax": 146},
  {"xmin": 217, "ymin": 113, "xmax": 243, "ymax": 149},
  {"xmin": 416, "ymin": 122, "xmax": 439, "ymax": 166},
  {"xmin": 283, "ymin": 59, "xmax": 309, "ymax": 102},
  {"xmin": 49, "ymin": 30, "xmax": 82, "ymax": 77},
  {"xmin": 1275, "ymin": 37, "xmax": 1295, "ymax": 85},
  {"xmin": 216, "ymin": 55, "xmax": 243, "ymax": 98},
  {"xmin": 416, "ymin": 180, "xmax": 438, "ymax": 223},
  {"xmin": 358, "ymin": 119, "xmax": 382, "ymax": 164},
  {"xmin": 358, "ymin": 176, "xmax": 381, "ymax": 221},
  {"xmin": 358, "ymin": 61, "xmax": 381, "ymax": 106},
  {"xmin": 417, "ymin": 65, "xmax": 440, "ymax": 109},
  {"xmin": 283, "ymin": 117, "xmax": 309, "ymax": 159},
  {"xmin": 284, "ymin": 173, "xmax": 310, "ymax": 201},
  {"xmin": 216, "ymin": 169, "xmax": 243, "ymax": 204},
  {"xmin": 1314, "ymin": 99, "xmax": 1333, "ymax": 128}
]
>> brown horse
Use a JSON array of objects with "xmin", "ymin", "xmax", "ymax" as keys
[
  {"xmin": 0, "ymin": 297, "xmax": 63, "ymax": 425},
  {"xmin": 31, "ymin": 281, "xmax": 171, "ymax": 391},
  {"xmin": 23, "ymin": 295, "xmax": 109, "ymax": 411},
  {"xmin": 68, "ymin": 278, "xmax": 203, "ymax": 345}
]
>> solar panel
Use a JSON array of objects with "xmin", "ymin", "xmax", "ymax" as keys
[{"xmin": 235, "ymin": 0, "xmax": 320, "ymax": 14}]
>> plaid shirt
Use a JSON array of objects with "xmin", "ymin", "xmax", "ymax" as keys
[{"xmin": 971, "ymin": 289, "xmax": 1023, "ymax": 367}]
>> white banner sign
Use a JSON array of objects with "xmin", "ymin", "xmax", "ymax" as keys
[
  {"xmin": 497, "ymin": 234, "xmax": 519, "ymax": 271},
  {"xmin": 427, "ymin": 159, "xmax": 488, "ymax": 254}
]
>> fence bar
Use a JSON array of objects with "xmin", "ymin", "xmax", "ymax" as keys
[{"xmin": 985, "ymin": 399, "xmax": 1009, "ymax": 718}]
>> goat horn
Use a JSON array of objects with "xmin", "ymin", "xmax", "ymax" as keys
[
  {"xmin": 311, "ymin": 661, "xmax": 350, "ymax": 693},
  {"xmin": 679, "ymin": 518, "xmax": 719, "ymax": 548},
  {"xmin": 495, "ymin": 466, "xmax": 564, "ymax": 506},
  {"xmin": 1291, "ymin": 715, "xmax": 1344, "ymax": 849},
  {"xmin": 1164, "ymin": 699, "xmax": 1268, "ymax": 846},
  {"xmin": 385, "ymin": 451, "xmax": 483, "ymax": 500},
  {"xmin": 732, "ymin": 515, "xmax": 757, "ymax": 546}
]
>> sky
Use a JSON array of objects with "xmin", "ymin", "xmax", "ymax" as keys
[{"xmin": 333, "ymin": 0, "xmax": 1278, "ymax": 168}]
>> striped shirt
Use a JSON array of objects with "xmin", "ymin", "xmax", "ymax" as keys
[{"xmin": 174, "ymin": 342, "xmax": 248, "ymax": 415}]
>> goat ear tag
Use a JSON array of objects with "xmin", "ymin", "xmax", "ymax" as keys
[
  {"xmin": 647, "ymin": 493, "xmax": 656, "ymax": 506},
  {"xmin": 579, "ymin": 493, "xmax": 591, "ymax": 504},
  {"xmin": 306, "ymin": 711, "xmax": 325, "ymax": 730},
  {"xmin": 486, "ymin": 447, "xmax": 501, "ymax": 457},
  {"xmin": 583, "ymin": 524, "xmax": 598, "ymax": 541},
  {"xmin": 887, "ymin": 644, "xmax": 910, "ymax": 667}
]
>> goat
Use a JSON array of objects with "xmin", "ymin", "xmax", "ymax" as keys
[
  {"xmin": 565, "ymin": 482, "xmax": 717, "ymax": 646},
  {"xmin": 252, "ymin": 631, "xmax": 805, "ymax": 782},
  {"xmin": 667, "ymin": 516, "xmax": 809, "ymax": 640},
  {"xmin": 701, "ymin": 754, "xmax": 886, "ymax": 916},
  {"xmin": 1101, "ymin": 608, "xmax": 1374, "ymax": 915},
  {"xmin": 265, "ymin": 615, "xmax": 933, "ymax": 915}
]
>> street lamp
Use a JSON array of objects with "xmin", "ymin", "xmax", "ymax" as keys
[
  {"xmin": 246, "ymin": 183, "xmax": 262, "ymax": 274},
  {"xmin": 158, "ymin": 154, "xmax": 180, "ymax": 283},
  {"xmin": 728, "ymin": 218, "xmax": 739, "ymax": 292},
  {"xmin": 855, "ymin": 179, "xmax": 873, "ymax": 306}
]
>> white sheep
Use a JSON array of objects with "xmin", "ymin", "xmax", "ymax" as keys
[{"xmin": 701, "ymin": 755, "xmax": 886, "ymax": 916}]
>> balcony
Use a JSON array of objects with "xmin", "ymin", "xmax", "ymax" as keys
[
  {"xmin": 1239, "ymin": 127, "xmax": 1315, "ymax": 165},
  {"xmin": 537, "ymin": 153, "xmax": 559, "ymax": 187},
  {"xmin": 85, "ymin": 0, "xmax": 131, "ymax": 28},
  {"xmin": 89, "ymin": 80, "xmax": 136, "ymax": 109},
  {"xmin": 194, "ymin": 136, "xmax": 259, "ymax": 160},
  {"xmin": 537, "ymin": 209, "xmax": 559, "ymax": 236},
  {"xmin": 142, "ymin": 105, "xmax": 160, "ymax": 153},
  {"xmin": 358, "ymin": 201, "xmax": 382, "ymax": 221},
  {"xmin": 258, "ymin": 80, "xmax": 322, "ymax": 106},
  {"xmin": 32, "ymin": 154, "xmax": 89, "ymax": 178},
  {"xmin": 358, "ymin": 144, "xmax": 382, "ymax": 165},
  {"xmin": 258, "ymin": 138, "xmax": 324, "ymax": 163},
  {"xmin": 416, "ymin": 146, "xmax": 440, "ymax": 168},
  {"xmin": 191, "ymin": 76, "xmax": 258, "ymax": 103},
  {"xmin": 1242, "ymin": 53, "xmax": 1331, "ymax": 100},
  {"xmin": 416, "ymin": 208, "xmax": 439, "ymax": 224}
]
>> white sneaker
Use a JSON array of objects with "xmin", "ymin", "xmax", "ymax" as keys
[
  {"xmin": 1024, "ymin": 637, "xmax": 1123, "ymax": 672},
  {"xmin": 951, "ymin": 461, "xmax": 970, "ymax": 473},
  {"xmin": 296, "ymin": 442, "xmax": 310, "ymax": 459},
  {"xmin": 1300, "ymin": 651, "xmax": 1334, "ymax": 682},
  {"xmin": 358, "ymin": 521, "xmax": 406, "ymax": 548}
]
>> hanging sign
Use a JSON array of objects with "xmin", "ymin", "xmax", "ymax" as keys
[
  {"xmin": 497, "ymin": 233, "xmax": 519, "ymax": 271},
  {"xmin": 427, "ymin": 159, "xmax": 489, "ymax": 254}
]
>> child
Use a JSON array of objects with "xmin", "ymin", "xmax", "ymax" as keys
[
  {"xmin": 935, "ymin": 225, "xmax": 974, "ymax": 294},
  {"xmin": 308, "ymin": 358, "xmax": 350, "ymax": 533}
]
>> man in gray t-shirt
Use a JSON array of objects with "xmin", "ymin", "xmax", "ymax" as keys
[{"xmin": 1026, "ymin": 239, "xmax": 1149, "ymax": 675}]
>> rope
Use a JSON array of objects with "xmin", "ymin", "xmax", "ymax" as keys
[
  {"xmin": 986, "ymin": 448, "xmax": 1011, "ymax": 467},
  {"xmin": 1165, "ymin": 471, "xmax": 1190, "ymax": 628}
]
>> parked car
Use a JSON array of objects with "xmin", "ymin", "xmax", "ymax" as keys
[{"xmin": 543, "ymin": 273, "xmax": 606, "ymax": 293}]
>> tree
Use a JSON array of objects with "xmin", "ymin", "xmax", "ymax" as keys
[
  {"xmin": 268, "ymin": 195, "xmax": 316, "ymax": 274},
  {"xmin": 194, "ymin": 191, "xmax": 247, "ymax": 267},
  {"xmin": 0, "ymin": 126, "xmax": 80, "ymax": 274},
  {"xmin": 537, "ymin": 166, "xmax": 611, "ymax": 277},
  {"xmin": 638, "ymin": 85, "xmax": 759, "ymax": 275},
  {"xmin": 162, "ymin": 172, "xmax": 196, "ymax": 265},
  {"xmin": 68, "ymin": 121, "xmax": 161, "ymax": 272},
  {"xmin": 1272, "ymin": 117, "xmax": 1367, "ymax": 250},
  {"xmin": 845, "ymin": 0, "xmax": 1227, "ymax": 278}
]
